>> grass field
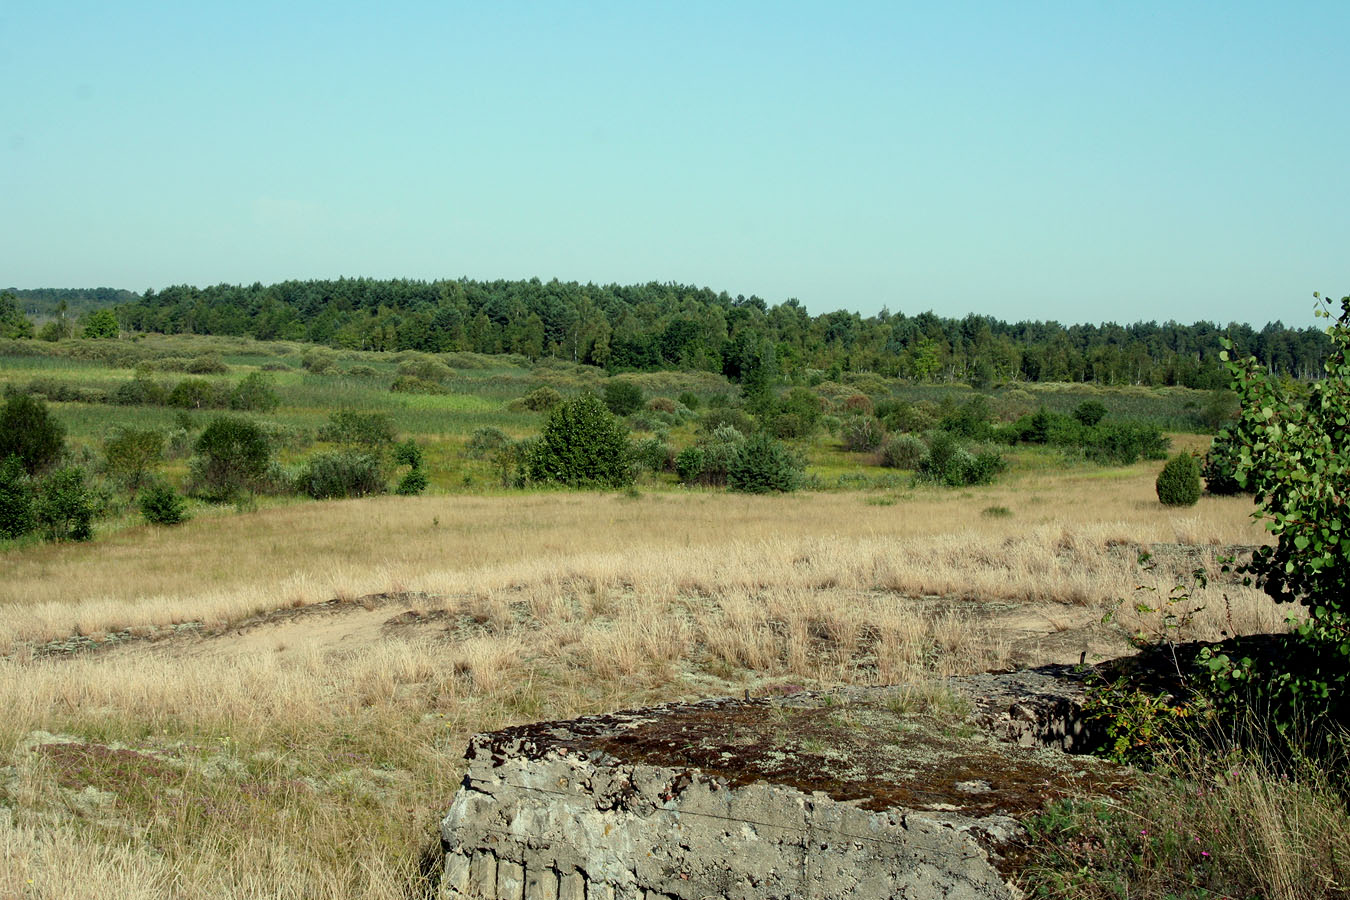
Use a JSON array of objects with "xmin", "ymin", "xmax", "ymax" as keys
[{"xmin": 4, "ymin": 335, "xmax": 1331, "ymax": 899}]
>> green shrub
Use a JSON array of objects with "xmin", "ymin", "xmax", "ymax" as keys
[
  {"xmin": 113, "ymin": 374, "xmax": 169, "ymax": 406},
  {"xmin": 300, "ymin": 451, "xmax": 385, "ymax": 499},
  {"xmin": 35, "ymin": 467, "xmax": 94, "ymax": 541},
  {"xmin": 515, "ymin": 386, "xmax": 564, "ymax": 412},
  {"xmin": 168, "ymin": 378, "xmax": 227, "ymax": 409},
  {"xmin": 842, "ymin": 415, "xmax": 885, "ymax": 452},
  {"xmin": 878, "ymin": 433, "xmax": 926, "ymax": 470},
  {"xmin": 1201, "ymin": 423, "xmax": 1250, "ymax": 495},
  {"xmin": 698, "ymin": 406, "xmax": 755, "ymax": 437},
  {"xmin": 631, "ymin": 437, "xmax": 671, "ymax": 474},
  {"xmin": 0, "ymin": 391, "xmax": 65, "ymax": 474},
  {"xmin": 603, "ymin": 379, "xmax": 645, "ymax": 416},
  {"xmin": 728, "ymin": 432, "xmax": 804, "ymax": 494},
  {"xmin": 345, "ymin": 364, "xmax": 378, "ymax": 377},
  {"xmin": 318, "ymin": 411, "xmax": 396, "ymax": 452},
  {"xmin": 190, "ymin": 416, "xmax": 272, "ymax": 501},
  {"xmin": 186, "ymin": 354, "xmax": 227, "ymax": 375},
  {"xmin": 464, "ymin": 427, "xmax": 509, "ymax": 459},
  {"xmin": 229, "ymin": 372, "xmax": 279, "ymax": 412},
  {"xmin": 396, "ymin": 355, "xmax": 452, "ymax": 382},
  {"xmin": 1073, "ymin": 399, "xmax": 1108, "ymax": 427},
  {"xmin": 301, "ymin": 349, "xmax": 338, "ymax": 374},
  {"xmin": 675, "ymin": 446, "xmax": 707, "ymax": 484},
  {"xmin": 393, "ymin": 439, "xmax": 423, "ymax": 469},
  {"xmin": 646, "ymin": 396, "xmax": 677, "ymax": 414},
  {"xmin": 139, "ymin": 483, "xmax": 188, "ymax": 525},
  {"xmin": 0, "ymin": 454, "xmax": 35, "ymax": 538},
  {"xmin": 395, "ymin": 468, "xmax": 428, "ymax": 496},
  {"xmin": 676, "ymin": 391, "xmax": 700, "ymax": 411},
  {"xmin": 1155, "ymin": 452, "xmax": 1201, "ymax": 507},
  {"xmin": 678, "ymin": 425, "xmax": 746, "ymax": 487},
  {"xmin": 938, "ymin": 396, "xmax": 993, "ymax": 439},
  {"xmin": 389, "ymin": 375, "xmax": 447, "ymax": 395},
  {"xmin": 525, "ymin": 393, "xmax": 633, "ymax": 488},
  {"xmin": 103, "ymin": 427, "xmax": 164, "ymax": 494}
]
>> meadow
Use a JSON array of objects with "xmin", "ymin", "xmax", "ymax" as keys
[{"xmin": 2, "ymin": 335, "xmax": 1341, "ymax": 899}]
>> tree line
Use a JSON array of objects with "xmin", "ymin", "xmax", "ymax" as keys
[{"xmin": 7, "ymin": 280, "xmax": 1331, "ymax": 387}]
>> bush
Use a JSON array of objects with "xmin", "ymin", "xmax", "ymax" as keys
[
  {"xmin": 0, "ymin": 392, "xmax": 65, "ymax": 474},
  {"xmin": 301, "ymin": 349, "xmax": 338, "ymax": 374},
  {"xmin": 393, "ymin": 439, "xmax": 423, "ymax": 470},
  {"xmin": 346, "ymin": 364, "xmax": 378, "ymax": 377},
  {"xmin": 603, "ymin": 379, "xmax": 645, "ymax": 416},
  {"xmin": 396, "ymin": 355, "xmax": 452, "ymax": 382},
  {"xmin": 300, "ymin": 451, "xmax": 386, "ymax": 499},
  {"xmin": 675, "ymin": 447, "xmax": 707, "ymax": 484},
  {"xmin": 842, "ymin": 415, "xmax": 885, "ymax": 452},
  {"xmin": 139, "ymin": 483, "xmax": 188, "ymax": 525},
  {"xmin": 631, "ymin": 436, "xmax": 671, "ymax": 474},
  {"xmin": 395, "ymin": 468, "xmax": 428, "ymax": 495},
  {"xmin": 699, "ymin": 406, "xmax": 755, "ymax": 437},
  {"xmin": 728, "ymin": 433, "xmax": 804, "ymax": 493},
  {"xmin": 1201, "ymin": 423, "xmax": 1250, "ymax": 495},
  {"xmin": 191, "ymin": 416, "xmax": 271, "ymax": 501},
  {"xmin": 1155, "ymin": 453, "xmax": 1201, "ymax": 507},
  {"xmin": 464, "ymin": 427, "xmax": 509, "ymax": 459},
  {"xmin": 0, "ymin": 454, "xmax": 34, "ymax": 538},
  {"xmin": 879, "ymin": 433, "xmax": 926, "ymax": 470},
  {"xmin": 103, "ymin": 427, "xmax": 164, "ymax": 494},
  {"xmin": 1084, "ymin": 421, "xmax": 1170, "ymax": 465},
  {"xmin": 113, "ymin": 374, "xmax": 168, "ymax": 406},
  {"xmin": 525, "ymin": 393, "xmax": 633, "ymax": 488},
  {"xmin": 676, "ymin": 391, "xmax": 700, "ymax": 411},
  {"xmin": 389, "ymin": 375, "xmax": 447, "ymax": 395},
  {"xmin": 1073, "ymin": 400, "xmax": 1109, "ymax": 427},
  {"xmin": 229, "ymin": 372, "xmax": 279, "ymax": 412},
  {"xmin": 318, "ymin": 411, "xmax": 396, "ymax": 452},
  {"xmin": 168, "ymin": 378, "xmax": 227, "ymax": 410},
  {"xmin": 678, "ymin": 425, "xmax": 746, "ymax": 487},
  {"xmin": 186, "ymin": 354, "xmax": 227, "ymax": 375},
  {"xmin": 516, "ymin": 386, "xmax": 563, "ymax": 412},
  {"xmin": 35, "ymin": 467, "xmax": 94, "ymax": 541},
  {"xmin": 938, "ymin": 396, "xmax": 993, "ymax": 439}
]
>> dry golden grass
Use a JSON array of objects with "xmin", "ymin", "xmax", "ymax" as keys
[{"xmin": 0, "ymin": 461, "xmax": 1286, "ymax": 898}]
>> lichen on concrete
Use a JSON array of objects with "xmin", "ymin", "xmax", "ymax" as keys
[{"xmin": 440, "ymin": 666, "xmax": 1127, "ymax": 900}]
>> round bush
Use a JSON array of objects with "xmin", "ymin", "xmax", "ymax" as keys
[
  {"xmin": 139, "ymin": 483, "xmax": 188, "ymax": 525},
  {"xmin": 301, "ymin": 451, "xmax": 385, "ymax": 499},
  {"xmin": 525, "ymin": 393, "xmax": 633, "ymax": 488},
  {"xmin": 603, "ymin": 380, "xmax": 645, "ymax": 416},
  {"xmin": 395, "ymin": 468, "xmax": 429, "ymax": 496},
  {"xmin": 1156, "ymin": 452, "xmax": 1202, "ymax": 507},
  {"xmin": 842, "ymin": 415, "xmax": 885, "ymax": 453},
  {"xmin": 879, "ymin": 433, "xmax": 926, "ymax": 470},
  {"xmin": 728, "ymin": 433, "xmax": 804, "ymax": 494}
]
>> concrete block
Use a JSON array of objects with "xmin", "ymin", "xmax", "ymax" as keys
[
  {"xmin": 442, "ymin": 850, "xmax": 470, "ymax": 898},
  {"xmin": 497, "ymin": 859, "xmax": 525, "ymax": 900},
  {"xmin": 470, "ymin": 851, "xmax": 497, "ymax": 899},
  {"xmin": 525, "ymin": 866, "xmax": 559, "ymax": 900}
]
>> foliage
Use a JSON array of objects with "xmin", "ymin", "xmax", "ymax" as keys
[
  {"xmin": 677, "ymin": 425, "xmax": 746, "ymax": 487},
  {"xmin": 603, "ymin": 379, "xmax": 645, "ymax": 416},
  {"xmin": 841, "ymin": 415, "xmax": 885, "ymax": 452},
  {"xmin": 35, "ymin": 466, "xmax": 94, "ymax": 541},
  {"xmin": 1214, "ymin": 294, "xmax": 1350, "ymax": 722},
  {"xmin": 0, "ymin": 292, "xmax": 34, "ymax": 339},
  {"xmin": 395, "ymin": 468, "xmax": 428, "ymax": 496},
  {"xmin": 229, "ymin": 372, "xmax": 279, "ymax": 412},
  {"xmin": 727, "ymin": 432, "xmax": 804, "ymax": 494},
  {"xmin": 317, "ymin": 411, "xmax": 396, "ymax": 452},
  {"xmin": 103, "ymin": 427, "xmax": 164, "ymax": 494},
  {"xmin": 0, "ymin": 391, "xmax": 65, "ymax": 474},
  {"xmin": 919, "ymin": 432, "xmax": 1006, "ymax": 487},
  {"xmin": 395, "ymin": 355, "xmax": 452, "ymax": 382},
  {"xmin": 878, "ymin": 433, "xmax": 926, "ymax": 470},
  {"xmin": 0, "ymin": 454, "xmax": 35, "ymax": 538},
  {"xmin": 463, "ymin": 427, "xmax": 509, "ymax": 459},
  {"xmin": 1155, "ymin": 452, "xmax": 1201, "ymax": 507},
  {"xmin": 300, "ymin": 451, "xmax": 385, "ymax": 499},
  {"xmin": 524, "ymin": 393, "xmax": 633, "ymax": 488},
  {"xmin": 389, "ymin": 375, "xmax": 447, "ymax": 394},
  {"xmin": 190, "ymin": 416, "xmax": 271, "ymax": 501},
  {"xmin": 698, "ymin": 406, "xmax": 754, "ymax": 437},
  {"xmin": 82, "ymin": 308, "xmax": 119, "ymax": 339},
  {"xmin": 515, "ymin": 386, "xmax": 563, "ymax": 412},
  {"xmin": 1072, "ymin": 399, "xmax": 1108, "ymax": 427},
  {"xmin": 768, "ymin": 387, "xmax": 823, "ymax": 439},
  {"xmin": 631, "ymin": 436, "xmax": 671, "ymax": 474},
  {"xmin": 138, "ymin": 482, "xmax": 188, "ymax": 526},
  {"xmin": 167, "ymin": 377, "xmax": 226, "ymax": 409},
  {"xmin": 938, "ymin": 395, "xmax": 993, "ymax": 439},
  {"xmin": 677, "ymin": 391, "xmax": 700, "ymax": 410},
  {"xmin": 1200, "ymin": 422, "xmax": 1250, "ymax": 495},
  {"xmin": 392, "ymin": 439, "xmax": 423, "ymax": 469}
]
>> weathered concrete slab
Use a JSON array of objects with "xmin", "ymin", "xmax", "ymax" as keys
[{"xmin": 441, "ymin": 667, "xmax": 1124, "ymax": 900}]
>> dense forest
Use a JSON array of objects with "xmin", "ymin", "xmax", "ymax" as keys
[{"xmin": 10, "ymin": 279, "xmax": 1332, "ymax": 388}]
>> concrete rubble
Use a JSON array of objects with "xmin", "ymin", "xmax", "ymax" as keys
[{"xmin": 440, "ymin": 666, "xmax": 1123, "ymax": 900}]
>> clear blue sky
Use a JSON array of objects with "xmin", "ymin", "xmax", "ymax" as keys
[{"xmin": 2, "ymin": 1, "xmax": 1346, "ymax": 327}]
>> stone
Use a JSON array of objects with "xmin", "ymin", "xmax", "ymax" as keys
[{"xmin": 442, "ymin": 666, "xmax": 1126, "ymax": 900}]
